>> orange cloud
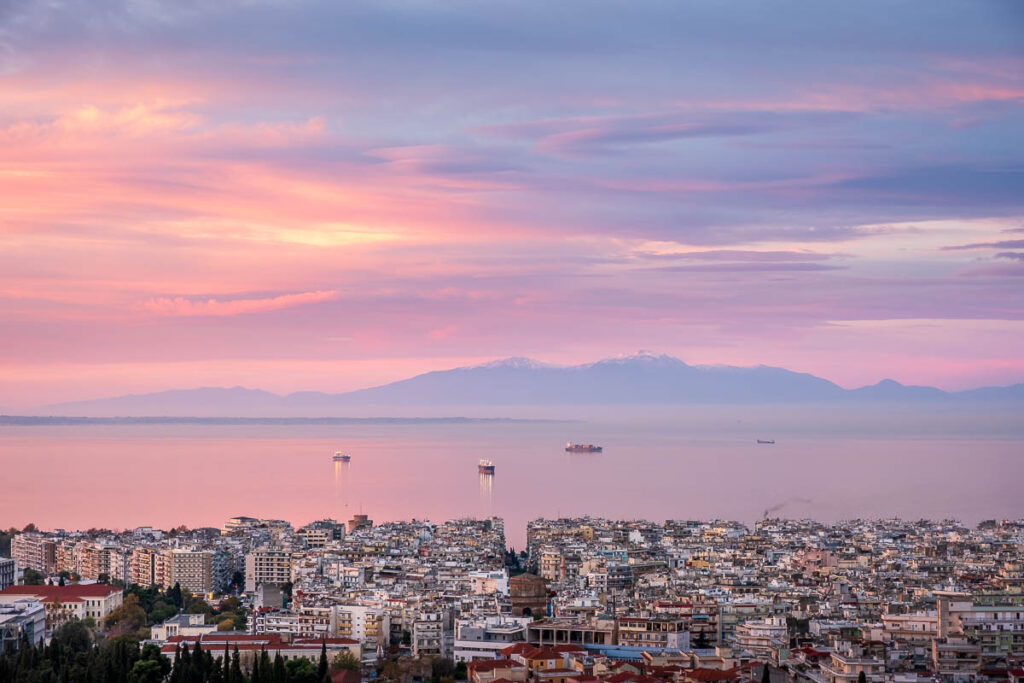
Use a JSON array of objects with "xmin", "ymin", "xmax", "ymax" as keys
[{"xmin": 143, "ymin": 290, "xmax": 339, "ymax": 317}]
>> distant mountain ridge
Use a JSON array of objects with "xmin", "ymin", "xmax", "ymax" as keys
[{"xmin": 33, "ymin": 351, "xmax": 1024, "ymax": 416}]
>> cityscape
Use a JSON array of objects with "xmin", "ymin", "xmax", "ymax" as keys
[{"xmin": 1, "ymin": 515, "xmax": 1023, "ymax": 683}]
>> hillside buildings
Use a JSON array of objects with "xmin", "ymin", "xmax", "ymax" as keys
[{"xmin": 3, "ymin": 515, "xmax": 1021, "ymax": 683}]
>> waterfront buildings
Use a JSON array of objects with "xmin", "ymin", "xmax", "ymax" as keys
[{"xmin": 2, "ymin": 515, "xmax": 1021, "ymax": 683}]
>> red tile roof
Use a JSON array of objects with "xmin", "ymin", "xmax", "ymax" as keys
[
  {"xmin": 0, "ymin": 584, "xmax": 120, "ymax": 603},
  {"xmin": 161, "ymin": 633, "xmax": 358, "ymax": 655},
  {"xmin": 332, "ymin": 670, "xmax": 361, "ymax": 683},
  {"xmin": 687, "ymin": 669, "xmax": 739, "ymax": 683},
  {"xmin": 467, "ymin": 659, "xmax": 526, "ymax": 673}
]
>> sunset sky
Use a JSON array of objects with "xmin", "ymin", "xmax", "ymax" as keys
[{"xmin": 2, "ymin": 0, "xmax": 1023, "ymax": 407}]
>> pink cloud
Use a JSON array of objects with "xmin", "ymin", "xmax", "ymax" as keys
[{"xmin": 143, "ymin": 290, "xmax": 339, "ymax": 317}]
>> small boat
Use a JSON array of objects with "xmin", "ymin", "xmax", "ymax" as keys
[
  {"xmin": 333, "ymin": 451, "xmax": 352, "ymax": 462},
  {"xmin": 566, "ymin": 442, "xmax": 602, "ymax": 453},
  {"xmin": 756, "ymin": 440, "xmax": 775, "ymax": 445},
  {"xmin": 478, "ymin": 459, "xmax": 495, "ymax": 474}
]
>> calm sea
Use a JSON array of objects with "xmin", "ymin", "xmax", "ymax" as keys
[{"xmin": 1, "ymin": 409, "xmax": 1021, "ymax": 547}]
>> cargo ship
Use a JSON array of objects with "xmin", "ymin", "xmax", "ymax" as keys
[
  {"xmin": 565, "ymin": 442, "xmax": 602, "ymax": 453},
  {"xmin": 756, "ymin": 440, "xmax": 775, "ymax": 445},
  {"xmin": 478, "ymin": 459, "xmax": 495, "ymax": 474},
  {"xmin": 333, "ymin": 451, "xmax": 352, "ymax": 462}
]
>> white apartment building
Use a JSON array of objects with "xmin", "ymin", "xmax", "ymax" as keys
[
  {"xmin": 470, "ymin": 570, "xmax": 509, "ymax": 596},
  {"xmin": 730, "ymin": 616, "xmax": 789, "ymax": 661},
  {"xmin": 454, "ymin": 615, "xmax": 531, "ymax": 662},
  {"xmin": 336, "ymin": 604, "xmax": 390, "ymax": 660},
  {"xmin": 0, "ymin": 598, "xmax": 46, "ymax": 649}
]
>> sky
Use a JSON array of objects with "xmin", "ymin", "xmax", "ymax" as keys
[{"xmin": 1, "ymin": 0, "xmax": 1023, "ymax": 408}]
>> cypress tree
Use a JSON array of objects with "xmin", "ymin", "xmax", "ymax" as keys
[
  {"xmin": 318, "ymin": 641, "xmax": 329, "ymax": 681},
  {"xmin": 193, "ymin": 639, "xmax": 206, "ymax": 683},
  {"xmin": 273, "ymin": 653, "xmax": 287, "ymax": 683},
  {"xmin": 761, "ymin": 665, "xmax": 771, "ymax": 683},
  {"xmin": 223, "ymin": 644, "xmax": 232, "ymax": 683},
  {"xmin": 858, "ymin": 673, "xmax": 867, "ymax": 683},
  {"xmin": 170, "ymin": 644, "xmax": 184, "ymax": 683},
  {"xmin": 260, "ymin": 649, "xmax": 272, "ymax": 683},
  {"xmin": 230, "ymin": 646, "xmax": 243, "ymax": 683}
]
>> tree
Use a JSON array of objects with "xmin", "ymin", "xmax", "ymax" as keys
[
  {"xmin": 230, "ymin": 646, "xmax": 243, "ymax": 683},
  {"xmin": 219, "ymin": 596, "xmax": 241, "ymax": 613},
  {"xmin": 218, "ymin": 617, "xmax": 236, "ymax": 631},
  {"xmin": 858, "ymin": 673, "xmax": 866, "ymax": 683},
  {"xmin": 185, "ymin": 595, "xmax": 215, "ymax": 620},
  {"xmin": 223, "ymin": 644, "xmax": 232, "ymax": 683},
  {"xmin": 274, "ymin": 652, "xmax": 288, "ymax": 683},
  {"xmin": 286, "ymin": 657, "xmax": 318, "ymax": 683},
  {"xmin": 22, "ymin": 568, "xmax": 45, "ymax": 585},
  {"xmin": 454, "ymin": 661, "xmax": 467, "ymax": 681},
  {"xmin": 693, "ymin": 630, "xmax": 710, "ymax": 649},
  {"xmin": 105, "ymin": 593, "xmax": 149, "ymax": 635},
  {"xmin": 331, "ymin": 650, "xmax": 361, "ymax": 672},
  {"xmin": 318, "ymin": 641, "xmax": 329, "ymax": 681},
  {"xmin": 169, "ymin": 582, "xmax": 184, "ymax": 609},
  {"xmin": 129, "ymin": 658, "xmax": 165, "ymax": 683},
  {"xmin": 762, "ymin": 664, "xmax": 771, "ymax": 683},
  {"xmin": 431, "ymin": 656, "xmax": 455, "ymax": 683},
  {"xmin": 52, "ymin": 619, "xmax": 93, "ymax": 652}
]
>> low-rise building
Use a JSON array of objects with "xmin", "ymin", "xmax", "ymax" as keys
[
  {"xmin": 151, "ymin": 613, "xmax": 217, "ymax": 642},
  {"xmin": 0, "ymin": 598, "xmax": 46, "ymax": 650},
  {"xmin": 456, "ymin": 615, "xmax": 532, "ymax": 661},
  {"xmin": 0, "ymin": 584, "xmax": 123, "ymax": 632}
]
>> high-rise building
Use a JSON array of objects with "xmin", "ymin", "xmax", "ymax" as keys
[
  {"xmin": 10, "ymin": 534, "xmax": 57, "ymax": 575},
  {"xmin": 166, "ymin": 549, "xmax": 214, "ymax": 594},
  {"xmin": 244, "ymin": 547, "xmax": 292, "ymax": 592}
]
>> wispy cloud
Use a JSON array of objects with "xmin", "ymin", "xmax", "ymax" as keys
[
  {"xmin": 942, "ymin": 239, "xmax": 1024, "ymax": 251},
  {"xmin": 633, "ymin": 249, "xmax": 839, "ymax": 262},
  {"xmin": 143, "ymin": 290, "xmax": 340, "ymax": 317},
  {"xmin": 1, "ymin": 0, "xmax": 1023, "ymax": 403}
]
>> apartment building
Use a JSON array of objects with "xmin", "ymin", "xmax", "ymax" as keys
[
  {"xmin": 336, "ymin": 604, "xmax": 390, "ymax": 659},
  {"xmin": 937, "ymin": 591, "xmax": 1024, "ymax": 656},
  {"xmin": 0, "ymin": 557, "xmax": 15, "ymax": 590},
  {"xmin": 617, "ymin": 615, "xmax": 690, "ymax": 649},
  {"xmin": 730, "ymin": 616, "xmax": 788, "ymax": 661},
  {"xmin": 412, "ymin": 610, "xmax": 446, "ymax": 659},
  {"xmin": 244, "ymin": 546, "xmax": 293, "ymax": 592},
  {"xmin": 819, "ymin": 643, "xmax": 886, "ymax": 683},
  {"xmin": 11, "ymin": 534, "xmax": 57, "ymax": 575},
  {"xmin": 455, "ymin": 615, "xmax": 531, "ymax": 661},
  {"xmin": 166, "ymin": 549, "xmax": 214, "ymax": 594}
]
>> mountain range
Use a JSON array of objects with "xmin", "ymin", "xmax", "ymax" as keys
[{"xmin": 29, "ymin": 352, "xmax": 1024, "ymax": 417}]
